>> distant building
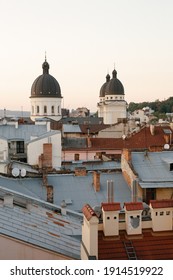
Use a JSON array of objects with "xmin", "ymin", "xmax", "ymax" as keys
[
  {"xmin": 30, "ymin": 57, "xmax": 62, "ymax": 121},
  {"xmin": 98, "ymin": 69, "xmax": 127, "ymax": 124}
]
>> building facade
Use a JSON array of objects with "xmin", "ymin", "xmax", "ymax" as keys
[{"xmin": 98, "ymin": 69, "xmax": 127, "ymax": 124}]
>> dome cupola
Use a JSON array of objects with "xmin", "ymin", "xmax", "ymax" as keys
[
  {"xmin": 105, "ymin": 68, "xmax": 124, "ymax": 96},
  {"xmin": 31, "ymin": 58, "xmax": 61, "ymax": 98}
]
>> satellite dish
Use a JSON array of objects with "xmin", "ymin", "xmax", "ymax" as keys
[
  {"xmin": 20, "ymin": 168, "xmax": 26, "ymax": 177},
  {"xmin": 12, "ymin": 168, "xmax": 19, "ymax": 177},
  {"xmin": 164, "ymin": 144, "xmax": 170, "ymax": 150}
]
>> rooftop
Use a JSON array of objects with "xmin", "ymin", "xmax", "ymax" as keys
[{"xmin": 0, "ymin": 193, "xmax": 82, "ymax": 259}]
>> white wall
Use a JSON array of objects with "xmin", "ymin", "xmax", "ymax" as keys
[{"xmin": 27, "ymin": 132, "xmax": 61, "ymax": 169}]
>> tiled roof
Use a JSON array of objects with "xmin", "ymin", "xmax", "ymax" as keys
[
  {"xmin": 89, "ymin": 125, "xmax": 171, "ymax": 150},
  {"xmin": 124, "ymin": 202, "xmax": 143, "ymax": 211},
  {"xmin": 98, "ymin": 229, "xmax": 173, "ymax": 260},
  {"xmin": 82, "ymin": 204, "xmax": 97, "ymax": 221},
  {"xmin": 102, "ymin": 202, "xmax": 121, "ymax": 211},
  {"xmin": 150, "ymin": 199, "xmax": 173, "ymax": 209}
]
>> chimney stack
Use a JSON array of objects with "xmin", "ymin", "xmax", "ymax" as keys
[
  {"xmin": 107, "ymin": 180, "xmax": 114, "ymax": 203},
  {"xmin": 93, "ymin": 171, "xmax": 100, "ymax": 192}
]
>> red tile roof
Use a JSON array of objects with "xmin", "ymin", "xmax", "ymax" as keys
[
  {"xmin": 82, "ymin": 204, "xmax": 97, "ymax": 221},
  {"xmin": 98, "ymin": 229, "xmax": 173, "ymax": 260},
  {"xmin": 150, "ymin": 199, "xmax": 173, "ymax": 209},
  {"xmin": 102, "ymin": 202, "xmax": 121, "ymax": 211},
  {"xmin": 89, "ymin": 125, "xmax": 171, "ymax": 150},
  {"xmin": 124, "ymin": 202, "xmax": 143, "ymax": 211}
]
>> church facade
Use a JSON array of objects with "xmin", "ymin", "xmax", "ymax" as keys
[
  {"xmin": 98, "ymin": 69, "xmax": 127, "ymax": 124},
  {"xmin": 30, "ymin": 58, "xmax": 62, "ymax": 121}
]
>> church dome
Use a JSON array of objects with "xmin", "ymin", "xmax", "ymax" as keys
[
  {"xmin": 31, "ymin": 59, "xmax": 61, "ymax": 98},
  {"xmin": 99, "ymin": 73, "xmax": 110, "ymax": 97},
  {"xmin": 105, "ymin": 69, "xmax": 124, "ymax": 95}
]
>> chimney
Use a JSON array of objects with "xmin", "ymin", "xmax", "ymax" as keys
[
  {"xmin": 46, "ymin": 185, "xmax": 53, "ymax": 203},
  {"xmin": 93, "ymin": 171, "xmax": 100, "ymax": 192},
  {"xmin": 107, "ymin": 180, "xmax": 114, "ymax": 203},
  {"xmin": 81, "ymin": 204, "xmax": 98, "ymax": 259},
  {"xmin": 87, "ymin": 137, "xmax": 92, "ymax": 148},
  {"xmin": 131, "ymin": 179, "xmax": 138, "ymax": 202},
  {"xmin": 4, "ymin": 194, "xmax": 13, "ymax": 208},
  {"xmin": 123, "ymin": 149, "xmax": 131, "ymax": 162},
  {"xmin": 150, "ymin": 124, "xmax": 155, "ymax": 135},
  {"xmin": 75, "ymin": 167, "xmax": 86, "ymax": 176}
]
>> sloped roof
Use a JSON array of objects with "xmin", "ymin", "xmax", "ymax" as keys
[
  {"xmin": 82, "ymin": 204, "xmax": 97, "ymax": 220},
  {"xmin": 102, "ymin": 202, "xmax": 121, "ymax": 211},
  {"xmin": 124, "ymin": 202, "xmax": 143, "ymax": 211},
  {"xmin": 98, "ymin": 229, "xmax": 173, "ymax": 260},
  {"xmin": 0, "ymin": 172, "xmax": 131, "ymax": 212},
  {"xmin": 131, "ymin": 151, "xmax": 173, "ymax": 182},
  {"xmin": 0, "ymin": 124, "xmax": 47, "ymax": 141},
  {"xmin": 90, "ymin": 125, "xmax": 171, "ymax": 150},
  {"xmin": 150, "ymin": 199, "xmax": 173, "ymax": 209},
  {"xmin": 0, "ymin": 197, "xmax": 81, "ymax": 259}
]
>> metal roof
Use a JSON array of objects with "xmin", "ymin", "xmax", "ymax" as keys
[
  {"xmin": 62, "ymin": 160, "xmax": 121, "ymax": 171},
  {"xmin": 0, "ymin": 172, "xmax": 131, "ymax": 212},
  {"xmin": 0, "ymin": 124, "xmax": 47, "ymax": 141},
  {"xmin": 63, "ymin": 124, "xmax": 82, "ymax": 133},
  {"xmin": 131, "ymin": 151, "xmax": 173, "ymax": 187},
  {"xmin": 0, "ymin": 195, "xmax": 81, "ymax": 259}
]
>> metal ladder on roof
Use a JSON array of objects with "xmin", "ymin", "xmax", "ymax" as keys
[{"xmin": 123, "ymin": 240, "xmax": 137, "ymax": 260}]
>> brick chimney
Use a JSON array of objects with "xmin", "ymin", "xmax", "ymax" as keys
[
  {"xmin": 93, "ymin": 171, "xmax": 100, "ymax": 192},
  {"xmin": 46, "ymin": 185, "xmax": 54, "ymax": 203},
  {"xmin": 75, "ymin": 167, "xmax": 86, "ymax": 176},
  {"xmin": 150, "ymin": 124, "xmax": 155, "ymax": 135},
  {"xmin": 122, "ymin": 149, "xmax": 131, "ymax": 162}
]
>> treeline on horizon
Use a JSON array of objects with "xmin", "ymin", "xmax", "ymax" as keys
[{"xmin": 128, "ymin": 96, "xmax": 173, "ymax": 119}]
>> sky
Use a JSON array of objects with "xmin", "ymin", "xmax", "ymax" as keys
[{"xmin": 0, "ymin": 0, "xmax": 173, "ymax": 113}]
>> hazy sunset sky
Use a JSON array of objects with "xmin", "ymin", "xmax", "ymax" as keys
[{"xmin": 0, "ymin": 0, "xmax": 173, "ymax": 112}]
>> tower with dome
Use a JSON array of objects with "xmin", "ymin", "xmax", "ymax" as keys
[
  {"xmin": 98, "ymin": 68, "xmax": 127, "ymax": 124},
  {"xmin": 30, "ymin": 57, "xmax": 62, "ymax": 121}
]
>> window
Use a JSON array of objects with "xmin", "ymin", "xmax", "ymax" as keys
[
  {"xmin": 166, "ymin": 211, "xmax": 170, "ymax": 215},
  {"xmin": 44, "ymin": 106, "xmax": 47, "ymax": 114},
  {"xmin": 51, "ymin": 106, "xmax": 54, "ymax": 114},
  {"xmin": 107, "ymin": 217, "xmax": 110, "ymax": 220},
  {"xmin": 155, "ymin": 212, "xmax": 158, "ymax": 216},
  {"xmin": 36, "ymin": 106, "xmax": 39, "ymax": 114},
  {"xmin": 114, "ymin": 216, "xmax": 117, "ymax": 219},
  {"xmin": 160, "ymin": 211, "xmax": 164, "ymax": 216},
  {"xmin": 16, "ymin": 141, "xmax": 24, "ymax": 153}
]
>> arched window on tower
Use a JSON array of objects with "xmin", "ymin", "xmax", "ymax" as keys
[
  {"xmin": 51, "ymin": 106, "xmax": 55, "ymax": 115},
  {"xmin": 36, "ymin": 106, "xmax": 39, "ymax": 114},
  {"xmin": 44, "ymin": 106, "xmax": 47, "ymax": 114}
]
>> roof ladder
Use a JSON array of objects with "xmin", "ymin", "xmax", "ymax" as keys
[{"xmin": 123, "ymin": 240, "xmax": 137, "ymax": 260}]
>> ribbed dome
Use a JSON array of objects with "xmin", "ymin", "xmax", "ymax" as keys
[
  {"xmin": 99, "ymin": 73, "xmax": 110, "ymax": 97},
  {"xmin": 31, "ymin": 59, "xmax": 61, "ymax": 98},
  {"xmin": 105, "ymin": 69, "xmax": 124, "ymax": 95}
]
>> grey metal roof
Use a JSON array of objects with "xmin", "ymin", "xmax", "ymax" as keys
[
  {"xmin": 48, "ymin": 172, "xmax": 131, "ymax": 211},
  {"xmin": 27, "ymin": 130, "xmax": 60, "ymax": 144},
  {"xmin": 131, "ymin": 151, "xmax": 173, "ymax": 185},
  {"xmin": 0, "ymin": 196, "xmax": 81, "ymax": 259},
  {"xmin": 0, "ymin": 172, "xmax": 131, "ymax": 211},
  {"xmin": 63, "ymin": 124, "xmax": 82, "ymax": 133},
  {"xmin": 62, "ymin": 160, "xmax": 121, "ymax": 171},
  {"xmin": 0, "ymin": 124, "xmax": 47, "ymax": 141}
]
